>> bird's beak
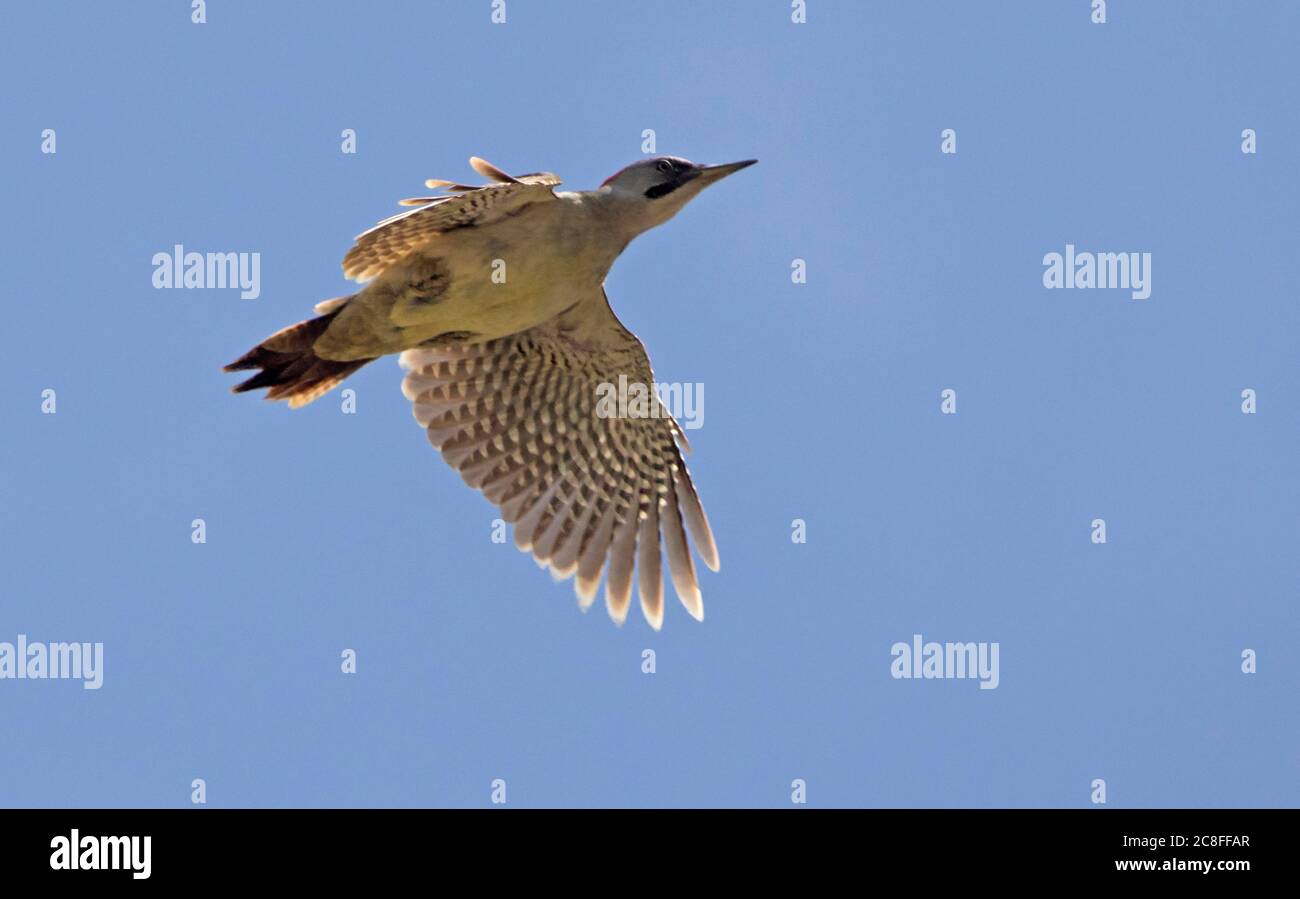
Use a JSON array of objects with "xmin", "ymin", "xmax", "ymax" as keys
[{"xmin": 695, "ymin": 159, "xmax": 758, "ymax": 185}]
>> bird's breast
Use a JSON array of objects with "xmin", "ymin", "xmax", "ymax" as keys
[{"xmin": 394, "ymin": 202, "xmax": 618, "ymax": 341}]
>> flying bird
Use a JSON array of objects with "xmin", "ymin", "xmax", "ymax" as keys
[{"xmin": 225, "ymin": 154, "xmax": 756, "ymax": 629}]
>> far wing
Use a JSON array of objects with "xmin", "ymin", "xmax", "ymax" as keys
[{"xmin": 342, "ymin": 158, "xmax": 561, "ymax": 282}]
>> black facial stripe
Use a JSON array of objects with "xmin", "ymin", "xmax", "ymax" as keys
[
  {"xmin": 644, "ymin": 178, "xmax": 683, "ymax": 200},
  {"xmin": 644, "ymin": 169, "xmax": 699, "ymax": 200}
]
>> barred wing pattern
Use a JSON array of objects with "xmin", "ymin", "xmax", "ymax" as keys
[
  {"xmin": 398, "ymin": 305, "xmax": 719, "ymax": 630},
  {"xmin": 342, "ymin": 159, "xmax": 561, "ymax": 282}
]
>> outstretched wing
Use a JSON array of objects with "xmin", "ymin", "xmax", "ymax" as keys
[
  {"xmin": 342, "ymin": 157, "xmax": 561, "ymax": 282},
  {"xmin": 398, "ymin": 293, "xmax": 719, "ymax": 630}
]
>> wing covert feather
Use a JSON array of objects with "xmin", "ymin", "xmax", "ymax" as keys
[{"xmin": 343, "ymin": 161, "xmax": 560, "ymax": 281}]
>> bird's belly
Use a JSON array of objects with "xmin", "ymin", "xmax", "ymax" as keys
[{"xmin": 400, "ymin": 219, "xmax": 607, "ymax": 341}]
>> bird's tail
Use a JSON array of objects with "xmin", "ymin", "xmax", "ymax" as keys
[{"xmin": 224, "ymin": 307, "xmax": 372, "ymax": 408}]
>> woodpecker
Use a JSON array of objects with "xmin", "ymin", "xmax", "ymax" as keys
[{"xmin": 225, "ymin": 154, "xmax": 757, "ymax": 629}]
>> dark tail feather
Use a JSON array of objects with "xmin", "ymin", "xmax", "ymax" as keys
[{"xmin": 224, "ymin": 308, "xmax": 372, "ymax": 408}]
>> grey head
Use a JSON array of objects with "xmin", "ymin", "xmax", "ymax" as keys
[{"xmin": 599, "ymin": 155, "xmax": 757, "ymax": 234}]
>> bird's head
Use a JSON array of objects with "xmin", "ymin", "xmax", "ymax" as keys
[{"xmin": 599, "ymin": 155, "xmax": 757, "ymax": 234}]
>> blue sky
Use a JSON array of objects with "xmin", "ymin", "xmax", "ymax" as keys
[{"xmin": 1, "ymin": 1, "xmax": 1296, "ymax": 807}]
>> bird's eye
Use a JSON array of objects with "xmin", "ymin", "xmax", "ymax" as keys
[{"xmin": 656, "ymin": 159, "xmax": 675, "ymax": 175}]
